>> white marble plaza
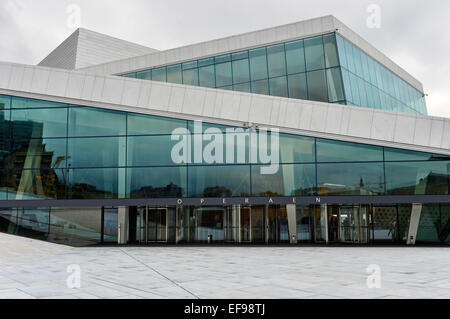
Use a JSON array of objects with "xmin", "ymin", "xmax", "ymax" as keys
[{"xmin": 0, "ymin": 233, "xmax": 449, "ymax": 299}]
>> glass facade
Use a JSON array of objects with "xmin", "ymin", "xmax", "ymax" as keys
[
  {"xmin": 120, "ymin": 32, "xmax": 427, "ymax": 115},
  {"xmin": 336, "ymin": 34, "xmax": 427, "ymax": 114},
  {"xmin": 121, "ymin": 33, "xmax": 345, "ymax": 105},
  {"xmin": 0, "ymin": 93, "xmax": 448, "ymax": 246},
  {"xmin": 0, "ymin": 94, "xmax": 448, "ymax": 201}
]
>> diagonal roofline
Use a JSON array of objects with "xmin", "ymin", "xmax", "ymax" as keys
[
  {"xmin": 78, "ymin": 15, "xmax": 424, "ymax": 93},
  {"xmin": 38, "ymin": 28, "xmax": 158, "ymax": 70}
]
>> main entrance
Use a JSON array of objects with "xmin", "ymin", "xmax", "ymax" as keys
[
  {"xmin": 130, "ymin": 204, "xmax": 374, "ymax": 245},
  {"xmin": 322, "ymin": 205, "xmax": 370, "ymax": 244}
]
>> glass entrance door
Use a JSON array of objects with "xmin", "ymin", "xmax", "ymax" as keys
[
  {"xmin": 338, "ymin": 206, "xmax": 370, "ymax": 244},
  {"xmin": 137, "ymin": 207, "xmax": 168, "ymax": 244},
  {"xmin": 251, "ymin": 207, "xmax": 265, "ymax": 244},
  {"xmin": 147, "ymin": 208, "xmax": 167, "ymax": 242},
  {"xmin": 240, "ymin": 207, "xmax": 251, "ymax": 242}
]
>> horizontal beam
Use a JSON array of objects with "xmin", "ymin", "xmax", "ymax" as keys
[{"xmin": 0, "ymin": 195, "xmax": 449, "ymax": 209}]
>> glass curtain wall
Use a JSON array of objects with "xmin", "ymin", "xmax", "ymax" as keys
[
  {"xmin": 121, "ymin": 33, "xmax": 345, "ymax": 105},
  {"xmin": 0, "ymin": 94, "xmax": 449, "ymax": 201},
  {"xmin": 336, "ymin": 34, "xmax": 427, "ymax": 115}
]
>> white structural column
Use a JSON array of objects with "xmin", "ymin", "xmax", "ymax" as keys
[
  {"xmin": 118, "ymin": 206, "xmax": 129, "ymax": 245},
  {"xmin": 407, "ymin": 204, "xmax": 423, "ymax": 245},
  {"xmin": 321, "ymin": 204, "xmax": 329, "ymax": 243},
  {"xmin": 286, "ymin": 204, "xmax": 297, "ymax": 244}
]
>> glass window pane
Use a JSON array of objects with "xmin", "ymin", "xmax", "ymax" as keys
[
  {"xmin": 49, "ymin": 207, "xmax": 102, "ymax": 246},
  {"xmin": 199, "ymin": 65, "xmax": 216, "ymax": 88},
  {"xmin": 127, "ymin": 167, "xmax": 186, "ymax": 198},
  {"xmin": 305, "ymin": 36, "xmax": 325, "ymax": 71},
  {"xmin": 288, "ymin": 73, "xmax": 308, "ymax": 100},
  {"xmin": 341, "ymin": 68, "xmax": 352, "ymax": 103},
  {"xmin": 285, "ymin": 40, "xmax": 305, "ymax": 75},
  {"xmin": 127, "ymin": 112, "xmax": 186, "ymax": 135},
  {"xmin": 307, "ymin": 70, "xmax": 328, "ymax": 102},
  {"xmin": 68, "ymin": 107, "xmax": 126, "ymax": 137},
  {"xmin": 252, "ymin": 164, "xmax": 315, "ymax": 196},
  {"xmin": 232, "ymin": 51, "xmax": 248, "ymax": 61},
  {"xmin": 267, "ymin": 44, "xmax": 286, "ymax": 78},
  {"xmin": 215, "ymin": 54, "xmax": 231, "ymax": 64},
  {"xmin": 384, "ymin": 148, "xmax": 450, "ymax": 161},
  {"xmin": 269, "ymin": 76, "xmax": 288, "ymax": 98},
  {"xmin": 9, "ymin": 169, "xmax": 67, "ymax": 200},
  {"xmin": 136, "ymin": 70, "xmax": 152, "ymax": 80},
  {"xmin": 152, "ymin": 67, "xmax": 167, "ymax": 82},
  {"xmin": 0, "ymin": 208, "xmax": 50, "ymax": 241},
  {"xmin": 68, "ymin": 137, "xmax": 126, "ymax": 168},
  {"xmin": 127, "ymin": 135, "xmax": 179, "ymax": 166},
  {"xmin": 233, "ymin": 82, "xmax": 251, "ymax": 93},
  {"xmin": 11, "ymin": 108, "xmax": 68, "ymax": 139},
  {"xmin": 326, "ymin": 67, "xmax": 345, "ymax": 102},
  {"xmin": 251, "ymin": 79, "xmax": 269, "ymax": 95},
  {"xmin": 166, "ymin": 64, "xmax": 182, "ymax": 84},
  {"xmin": 188, "ymin": 165, "xmax": 250, "ymax": 197},
  {"xmin": 317, "ymin": 139, "xmax": 383, "ymax": 162},
  {"xmin": 198, "ymin": 57, "xmax": 214, "ymax": 67},
  {"xmin": 386, "ymin": 161, "xmax": 450, "ymax": 195},
  {"xmin": 12, "ymin": 97, "xmax": 67, "ymax": 109},
  {"xmin": 232, "ymin": 59, "xmax": 250, "ymax": 84},
  {"xmin": 349, "ymin": 73, "xmax": 361, "ymax": 105},
  {"xmin": 324, "ymin": 33, "xmax": 339, "ymax": 68},
  {"xmin": 182, "ymin": 61, "xmax": 198, "ymax": 70},
  {"xmin": 182, "ymin": 68, "xmax": 199, "ymax": 86},
  {"xmin": 0, "ymin": 171, "xmax": 7, "ymax": 200},
  {"xmin": 335, "ymin": 34, "xmax": 348, "ymax": 69},
  {"xmin": 0, "ymin": 95, "xmax": 11, "ymax": 109},
  {"xmin": 122, "ymin": 72, "xmax": 137, "ymax": 79},
  {"xmin": 279, "ymin": 134, "xmax": 315, "ymax": 163},
  {"xmin": 345, "ymin": 40, "xmax": 355, "ymax": 74},
  {"xmin": 69, "ymin": 168, "xmax": 125, "ymax": 199},
  {"xmin": 10, "ymin": 138, "xmax": 67, "ymax": 170},
  {"xmin": 215, "ymin": 62, "xmax": 232, "ymax": 87},
  {"xmin": 318, "ymin": 163, "xmax": 385, "ymax": 195},
  {"xmin": 249, "ymin": 47, "xmax": 268, "ymax": 81}
]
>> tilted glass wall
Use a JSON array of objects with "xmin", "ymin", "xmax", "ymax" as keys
[
  {"xmin": 121, "ymin": 33, "xmax": 345, "ymax": 105},
  {"xmin": 0, "ymin": 94, "xmax": 448, "ymax": 202},
  {"xmin": 336, "ymin": 34, "xmax": 427, "ymax": 115}
]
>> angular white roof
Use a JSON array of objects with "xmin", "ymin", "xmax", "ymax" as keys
[{"xmin": 38, "ymin": 28, "xmax": 158, "ymax": 70}]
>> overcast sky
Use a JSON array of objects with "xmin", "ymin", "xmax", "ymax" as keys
[{"xmin": 1, "ymin": 0, "xmax": 449, "ymax": 118}]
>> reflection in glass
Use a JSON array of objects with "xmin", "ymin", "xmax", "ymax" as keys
[
  {"xmin": 267, "ymin": 44, "xmax": 286, "ymax": 78},
  {"xmin": 386, "ymin": 161, "xmax": 450, "ymax": 195},
  {"xmin": 305, "ymin": 36, "xmax": 325, "ymax": 71},
  {"xmin": 251, "ymin": 164, "xmax": 315, "ymax": 196},
  {"xmin": 68, "ymin": 137, "xmax": 126, "ymax": 168},
  {"xmin": 10, "ymin": 138, "xmax": 67, "ymax": 170},
  {"xmin": 127, "ymin": 167, "xmax": 186, "ymax": 198},
  {"xmin": 8, "ymin": 169, "xmax": 67, "ymax": 200},
  {"xmin": 307, "ymin": 70, "xmax": 328, "ymax": 102},
  {"xmin": 318, "ymin": 163, "xmax": 384, "ymax": 195},
  {"xmin": 69, "ymin": 168, "xmax": 125, "ymax": 199},
  {"xmin": 127, "ymin": 112, "xmax": 186, "ymax": 136},
  {"xmin": 11, "ymin": 108, "xmax": 68, "ymax": 139},
  {"xmin": 316, "ymin": 139, "xmax": 383, "ymax": 162},
  {"xmin": 69, "ymin": 107, "xmax": 126, "ymax": 137},
  {"xmin": 188, "ymin": 165, "xmax": 250, "ymax": 197}
]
